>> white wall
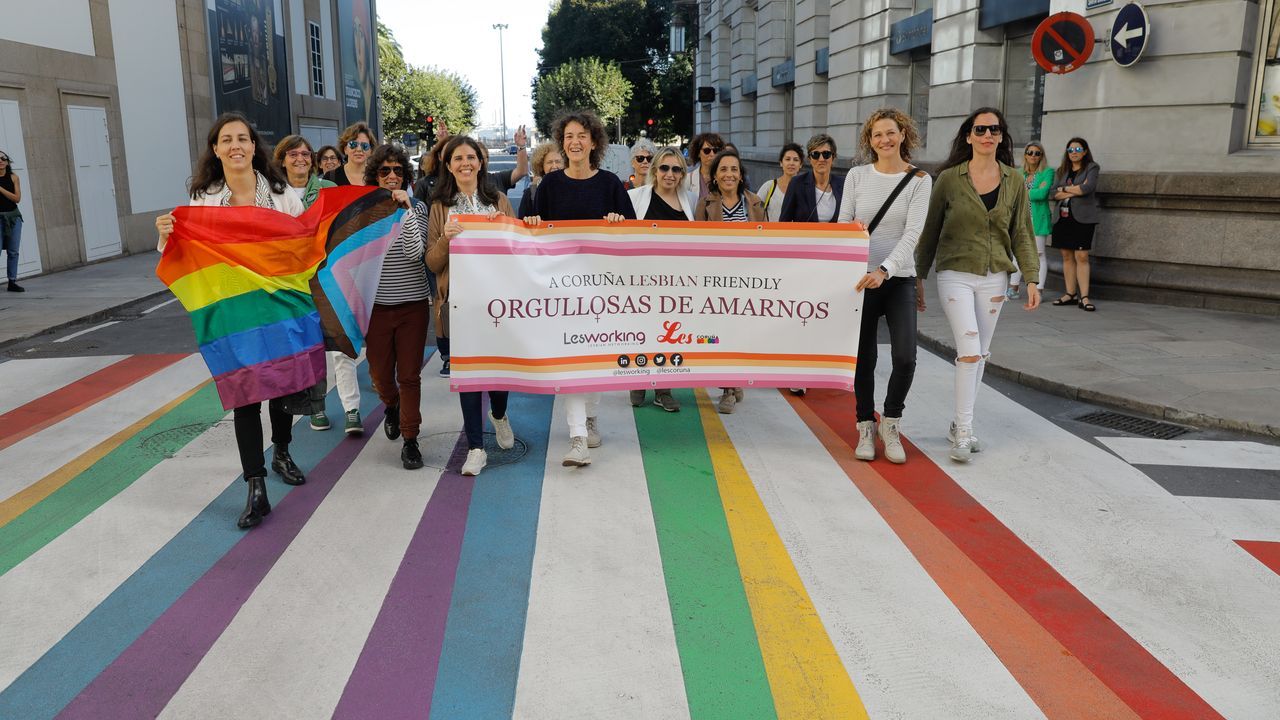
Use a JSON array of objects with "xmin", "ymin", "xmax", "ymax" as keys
[
  {"xmin": 0, "ymin": 100, "xmax": 43, "ymax": 277},
  {"xmin": 0, "ymin": 0, "xmax": 94, "ymax": 56}
]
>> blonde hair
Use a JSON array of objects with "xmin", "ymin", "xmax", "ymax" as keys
[
  {"xmin": 530, "ymin": 141, "xmax": 561, "ymax": 178},
  {"xmin": 646, "ymin": 146, "xmax": 685, "ymax": 188},
  {"xmin": 858, "ymin": 108, "xmax": 920, "ymax": 163}
]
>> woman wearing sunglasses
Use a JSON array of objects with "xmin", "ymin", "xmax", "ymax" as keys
[
  {"xmin": 778, "ymin": 133, "xmax": 845, "ymax": 224},
  {"xmin": 0, "ymin": 149, "xmax": 23, "ymax": 292},
  {"xmin": 627, "ymin": 145, "xmax": 695, "ymax": 413},
  {"xmin": 681, "ymin": 132, "xmax": 725, "ymax": 208},
  {"xmin": 625, "ymin": 139, "xmax": 657, "ymax": 190},
  {"xmin": 427, "ymin": 135, "xmax": 518, "ymax": 476},
  {"xmin": 363, "ymin": 144, "xmax": 432, "ymax": 470},
  {"xmin": 916, "ymin": 107, "xmax": 1040, "ymax": 462},
  {"xmin": 1049, "ymin": 138, "xmax": 1101, "ymax": 312},
  {"xmin": 1008, "ymin": 141, "xmax": 1054, "ymax": 299},
  {"xmin": 325, "ymin": 122, "xmax": 375, "ymax": 187}
]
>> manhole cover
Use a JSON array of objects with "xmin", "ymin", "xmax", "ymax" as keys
[
  {"xmin": 1074, "ymin": 411, "xmax": 1191, "ymax": 440},
  {"xmin": 417, "ymin": 431, "xmax": 530, "ymax": 471},
  {"xmin": 139, "ymin": 421, "xmax": 224, "ymax": 456}
]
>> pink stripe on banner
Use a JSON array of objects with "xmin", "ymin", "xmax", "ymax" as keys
[
  {"xmin": 213, "ymin": 345, "xmax": 326, "ymax": 410},
  {"xmin": 57, "ymin": 408, "xmax": 386, "ymax": 720},
  {"xmin": 452, "ymin": 240, "xmax": 868, "ymax": 262},
  {"xmin": 330, "ymin": 223, "xmax": 401, "ymax": 335},
  {"xmin": 450, "ymin": 373, "xmax": 855, "ymax": 394},
  {"xmin": 332, "ymin": 434, "xmax": 473, "ymax": 719}
]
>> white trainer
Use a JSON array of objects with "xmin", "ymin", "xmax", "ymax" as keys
[
  {"xmin": 585, "ymin": 417, "xmax": 601, "ymax": 448},
  {"xmin": 562, "ymin": 436, "xmax": 591, "ymax": 466},
  {"xmin": 461, "ymin": 448, "xmax": 488, "ymax": 476},
  {"xmin": 717, "ymin": 390, "xmax": 737, "ymax": 414},
  {"xmin": 948, "ymin": 421, "xmax": 982, "ymax": 453},
  {"xmin": 490, "ymin": 411, "xmax": 515, "ymax": 450},
  {"xmin": 949, "ymin": 425, "xmax": 975, "ymax": 462},
  {"xmin": 854, "ymin": 420, "xmax": 876, "ymax": 461},
  {"xmin": 879, "ymin": 417, "xmax": 907, "ymax": 464}
]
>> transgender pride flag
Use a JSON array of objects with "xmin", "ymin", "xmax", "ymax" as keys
[{"xmin": 157, "ymin": 186, "xmax": 405, "ymax": 410}]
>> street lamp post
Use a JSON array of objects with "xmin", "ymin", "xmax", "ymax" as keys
[{"xmin": 493, "ymin": 23, "xmax": 509, "ymax": 144}]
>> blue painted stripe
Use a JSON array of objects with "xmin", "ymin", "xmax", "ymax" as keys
[
  {"xmin": 0, "ymin": 356, "xmax": 394, "ymax": 720},
  {"xmin": 198, "ymin": 311, "xmax": 324, "ymax": 376},
  {"xmin": 428, "ymin": 392, "xmax": 553, "ymax": 718}
]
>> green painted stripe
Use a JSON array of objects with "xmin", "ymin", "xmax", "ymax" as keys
[
  {"xmin": 0, "ymin": 383, "xmax": 227, "ymax": 577},
  {"xmin": 188, "ymin": 289, "xmax": 314, "ymax": 346},
  {"xmin": 633, "ymin": 388, "xmax": 778, "ymax": 719}
]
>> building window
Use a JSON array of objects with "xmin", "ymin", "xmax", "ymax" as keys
[
  {"xmin": 1249, "ymin": 0, "xmax": 1280, "ymax": 144},
  {"xmin": 909, "ymin": 49, "xmax": 930, "ymax": 148},
  {"xmin": 308, "ymin": 21, "xmax": 324, "ymax": 97},
  {"xmin": 1003, "ymin": 27, "xmax": 1045, "ymax": 145}
]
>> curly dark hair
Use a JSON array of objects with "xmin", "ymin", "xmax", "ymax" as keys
[
  {"xmin": 430, "ymin": 135, "xmax": 501, "ymax": 207},
  {"xmin": 188, "ymin": 112, "xmax": 286, "ymax": 200},
  {"xmin": 940, "ymin": 107, "xmax": 1015, "ymax": 172},
  {"xmin": 689, "ymin": 133, "xmax": 725, "ymax": 165},
  {"xmin": 777, "ymin": 142, "xmax": 803, "ymax": 164},
  {"xmin": 553, "ymin": 110, "xmax": 609, "ymax": 170},
  {"xmin": 706, "ymin": 148, "xmax": 744, "ymax": 196},
  {"xmin": 363, "ymin": 144, "xmax": 414, "ymax": 187}
]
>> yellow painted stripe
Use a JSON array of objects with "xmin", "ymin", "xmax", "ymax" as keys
[
  {"xmin": 169, "ymin": 263, "xmax": 317, "ymax": 311},
  {"xmin": 694, "ymin": 388, "xmax": 869, "ymax": 719},
  {"xmin": 0, "ymin": 381, "xmax": 212, "ymax": 528}
]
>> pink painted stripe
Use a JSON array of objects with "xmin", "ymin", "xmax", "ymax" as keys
[
  {"xmin": 212, "ymin": 346, "xmax": 326, "ymax": 410},
  {"xmin": 332, "ymin": 434, "xmax": 473, "ymax": 719},
  {"xmin": 452, "ymin": 242, "xmax": 868, "ymax": 262},
  {"xmin": 450, "ymin": 374, "xmax": 855, "ymax": 394},
  {"xmin": 56, "ymin": 408, "xmax": 386, "ymax": 720}
]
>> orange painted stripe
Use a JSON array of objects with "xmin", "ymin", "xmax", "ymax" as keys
[
  {"xmin": 793, "ymin": 389, "xmax": 1223, "ymax": 719},
  {"xmin": 1237, "ymin": 540, "xmax": 1280, "ymax": 577},
  {"xmin": 454, "ymin": 352, "xmax": 858, "ymax": 366},
  {"xmin": 0, "ymin": 354, "xmax": 188, "ymax": 452},
  {"xmin": 784, "ymin": 392, "xmax": 1141, "ymax": 719},
  {"xmin": 457, "ymin": 214, "xmax": 867, "ymax": 235}
]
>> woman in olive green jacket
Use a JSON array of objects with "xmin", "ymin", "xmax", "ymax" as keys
[
  {"xmin": 915, "ymin": 108, "xmax": 1040, "ymax": 463},
  {"xmin": 1009, "ymin": 141, "xmax": 1054, "ymax": 297}
]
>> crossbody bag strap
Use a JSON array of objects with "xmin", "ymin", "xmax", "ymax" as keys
[{"xmin": 866, "ymin": 166, "xmax": 922, "ymax": 235}]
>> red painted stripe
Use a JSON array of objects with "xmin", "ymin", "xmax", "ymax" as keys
[
  {"xmin": 1236, "ymin": 540, "xmax": 1280, "ymax": 576},
  {"xmin": 0, "ymin": 354, "xmax": 188, "ymax": 452},
  {"xmin": 799, "ymin": 389, "xmax": 1223, "ymax": 720}
]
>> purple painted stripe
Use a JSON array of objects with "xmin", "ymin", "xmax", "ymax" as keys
[
  {"xmin": 332, "ymin": 434, "xmax": 472, "ymax": 720},
  {"xmin": 212, "ymin": 345, "xmax": 326, "ymax": 410},
  {"xmin": 449, "ymin": 373, "xmax": 856, "ymax": 393},
  {"xmin": 56, "ymin": 408, "xmax": 386, "ymax": 720}
]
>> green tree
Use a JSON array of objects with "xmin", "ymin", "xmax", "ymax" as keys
[
  {"xmin": 377, "ymin": 22, "xmax": 478, "ymax": 142},
  {"xmin": 533, "ymin": 58, "xmax": 633, "ymax": 136}
]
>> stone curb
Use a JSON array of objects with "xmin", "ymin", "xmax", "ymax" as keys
[
  {"xmin": 0, "ymin": 289, "xmax": 172, "ymax": 351},
  {"xmin": 915, "ymin": 331, "xmax": 1280, "ymax": 441}
]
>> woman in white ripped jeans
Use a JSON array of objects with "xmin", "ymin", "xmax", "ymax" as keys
[{"xmin": 915, "ymin": 108, "xmax": 1041, "ymax": 462}]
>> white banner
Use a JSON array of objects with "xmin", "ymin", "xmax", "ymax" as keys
[{"xmin": 448, "ymin": 217, "xmax": 869, "ymax": 394}]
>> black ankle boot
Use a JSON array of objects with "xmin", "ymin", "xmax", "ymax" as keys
[
  {"xmin": 6, "ymin": 280, "xmax": 23, "ymax": 293},
  {"xmin": 401, "ymin": 437, "xmax": 423, "ymax": 469},
  {"xmin": 238, "ymin": 475, "xmax": 270, "ymax": 529},
  {"xmin": 384, "ymin": 405, "xmax": 401, "ymax": 440},
  {"xmin": 271, "ymin": 444, "xmax": 306, "ymax": 485}
]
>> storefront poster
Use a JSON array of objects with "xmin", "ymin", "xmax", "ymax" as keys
[
  {"xmin": 337, "ymin": 0, "xmax": 379, "ymax": 135},
  {"xmin": 448, "ymin": 218, "xmax": 869, "ymax": 394},
  {"xmin": 1256, "ymin": 3, "xmax": 1280, "ymax": 137},
  {"xmin": 206, "ymin": 0, "xmax": 292, "ymax": 144}
]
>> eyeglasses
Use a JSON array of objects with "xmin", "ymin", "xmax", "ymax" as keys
[
  {"xmin": 1067, "ymin": 146, "xmax": 1085, "ymax": 153},
  {"xmin": 972, "ymin": 124, "xmax": 1003, "ymax": 136},
  {"xmin": 809, "ymin": 150, "xmax": 834, "ymax": 160},
  {"xmin": 656, "ymin": 164, "xmax": 684, "ymax": 174},
  {"xmin": 377, "ymin": 166, "xmax": 405, "ymax": 177},
  {"xmin": 347, "ymin": 141, "xmax": 372, "ymax": 151},
  {"xmin": 634, "ymin": 155, "xmax": 653, "ymax": 163},
  {"xmin": 286, "ymin": 150, "xmax": 312, "ymax": 160},
  {"xmin": 1024, "ymin": 150, "xmax": 1042, "ymax": 157},
  {"xmin": 700, "ymin": 146, "xmax": 722, "ymax": 155}
]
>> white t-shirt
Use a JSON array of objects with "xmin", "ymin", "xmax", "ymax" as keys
[{"xmin": 815, "ymin": 185, "xmax": 837, "ymax": 222}]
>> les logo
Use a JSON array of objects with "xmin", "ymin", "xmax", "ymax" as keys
[{"xmin": 656, "ymin": 320, "xmax": 693, "ymax": 345}]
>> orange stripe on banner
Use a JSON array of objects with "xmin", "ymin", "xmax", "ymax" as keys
[
  {"xmin": 785, "ymin": 392, "xmax": 1144, "ymax": 720},
  {"xmin": 0, "ymin": 354, "xmax": 188, "ymax": 453},
  {"xmin": 453, "ymin": 352, "xmax": 858, "ymax": 367},
  {"xmin": 456, "ymin": 359, "xmax": 855, "ymax": 373},
  {"xmin": 454, "ymin": 214, "xmax": 867, "ymax": 235}
]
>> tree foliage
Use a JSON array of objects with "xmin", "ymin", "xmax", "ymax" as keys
[
  {"xmin": 533, "ymin": 58, "xmax": 633, "ymax": 136},
  {"xmin": 377, "ymin": 22, "xmax": 478, "ymax": 142}
]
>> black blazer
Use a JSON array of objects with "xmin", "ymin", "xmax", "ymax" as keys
[{"xmin": 778, "ymin": 170, "xmax": 845, "ymax": 223}]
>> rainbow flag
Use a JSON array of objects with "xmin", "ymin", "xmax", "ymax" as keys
[{"xmin": 157, "ymin": 186, "xmax": 406, "ymax": 410}]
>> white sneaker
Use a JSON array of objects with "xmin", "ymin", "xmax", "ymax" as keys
[
  {"xmin": 948, "ymin": 422, "xmax": 982, "ymax": 453},
  {"xmin": 717, "ymin": 390, "xmax": 737, "ymax": 414},
  {"xmin": 490, "ymin": 411, "xmax": 514, "ymax": 450},
  {"xmin": 461, "ymin": 448, "xmax": 487, "ymax": 476},
  {"xmin": 855, "ymin": 421, "xmax": 876, "ymax": 460},
  {"xmin": 585, "ymin": 417, "xmax": 601, "ymax": 448},
  {"xmin": 562, "ymin": 436, "xmax": 591, "ymax": 466},
  {"xmin": 949, "ymin": 425, "xmax": 975, "ymax": 462},
  {"xmin": 879, "ymin": 417, "xmax": 906, "ymax": 464}
]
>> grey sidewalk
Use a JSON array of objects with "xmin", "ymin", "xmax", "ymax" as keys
[
  {"xmin": 0, "ymin": 252, "xmax": 166, "ymax": 346},
  {"xmin": 916, "ymin": 282, "xmax": 1280, "ymax": 438}
]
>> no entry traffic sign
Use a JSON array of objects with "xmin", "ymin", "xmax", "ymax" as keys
[{"xmin": 1032, "ymin": 12, "xmax": 1096, "ymax": 75}]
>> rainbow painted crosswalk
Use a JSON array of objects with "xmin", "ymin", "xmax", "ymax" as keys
[{"xmin": 1, "ymin": 349, "xmax": 1278, "ymax": 719}]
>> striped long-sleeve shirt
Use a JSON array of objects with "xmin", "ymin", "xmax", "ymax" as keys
[
  {"xmin": 837, "ymin": 164, "xmax": 933, "ymax": 277},
  {"xmin": 374, "ymin": 200, "xmax": 431, "ymax": 304}
]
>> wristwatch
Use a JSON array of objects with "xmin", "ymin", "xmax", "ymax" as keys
[{"xmin": 877, "ymin": 265, "xmax": 890, "ymax": 275}]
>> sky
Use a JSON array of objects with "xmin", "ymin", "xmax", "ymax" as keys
[{"xmin": 375, "ymin": 0, "xmax": 556, "ymax": 136}]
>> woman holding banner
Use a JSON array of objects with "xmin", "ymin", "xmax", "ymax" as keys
[
  {"xmin": 916, "ymin": 108, "xmax": 1040, "ymax": 463},
  {"xmin": 694, "ymin": 148, "xmax": 765, "ymax": 415},
  {"xmin": 524, "ymin": 110, "xmax": 636, "ymax": 467},
  {"xmin": 627, "ymin": 145, "xmax": 693, "ymax": 413},
  {"xmin": 155, "ymin": 112, "xmax": 307, "ymax": 530},
  {"xmin": 838, "ymin": 108, "xmax": 931, "ymax": 465},
  {"xmin": 428, "ymin": 136, "xmax": 518, "ymax": 477}
]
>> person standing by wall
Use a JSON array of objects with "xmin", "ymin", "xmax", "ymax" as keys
[
  {"xmin": 756, "ymin": 143, "xmax": 803, "ymax": 223},
  {"xmin": 1009, "ymin": 141, "xmax": 1054, "ymax": 299},
  {"xmin": 1049, "ymin": 138, "xmax": 1102, "ymax": 312},
  {"xmin": 0, "ymin": 150, "xmax": 23, "ymax": 292}
]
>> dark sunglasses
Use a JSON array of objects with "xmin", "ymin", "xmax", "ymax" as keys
[
  {"xmin": 634, "ymin": 155, "xmax": 653, "ymax": 163},
  {"xmin": 0, "ymin": 156, "xmax": 8, "ymax": 162},
  {"xmin": 347, "ymin": 140, "xmax": 372, "ymax": 151},
  {"xmin": 809, "ymin": 150, "xmax": 834, "ymax": 160},
  {"xmin": 1067, "ymin": 146, "xmax": 1085, "ymax": 153},
  {"xmin": 1024, "ymin": 149, "xmax": 1043, "ymax": 157},
  {"xmin": 972, "ymin": 124, "xmax": 1003, "ymax": 136},
  {"xmin": 656, "ymin": 164, "xmax": 684, "ymax": 174},
  {"xmin": 377, "ymin": 166, "xmax": 405, "ymax": 177},
  {"xmin": 700, "ymin": 145, "xmax": 723, "ymax": 155}
]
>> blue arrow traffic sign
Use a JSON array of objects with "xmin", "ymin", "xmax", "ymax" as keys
[{"xmin": 1110, "ymin": 2, "xmax": 1150, "ymax": 67}]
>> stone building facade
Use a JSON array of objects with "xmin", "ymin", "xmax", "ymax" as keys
[{"xmin": 694, "ymin": 0, "xmax": 1280, "ymax": 314}]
